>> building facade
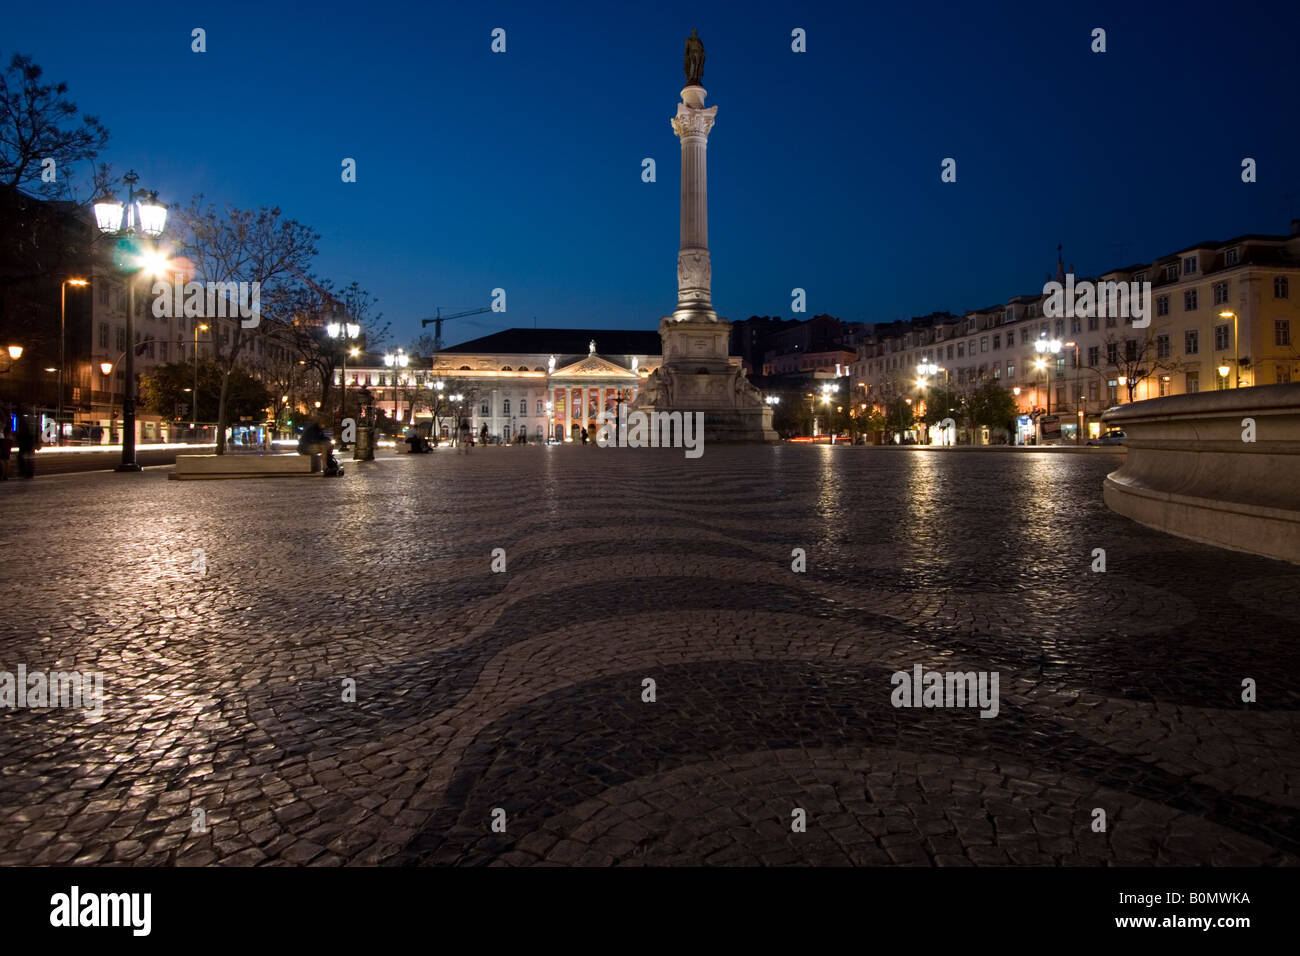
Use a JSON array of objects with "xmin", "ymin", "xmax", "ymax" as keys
[
  {"xmin": 338, "ymin": 329, "xmax": 663, "ymax": 442},
  {"xmin": 852, "ymin": 222, "xmax": 1300, "ymax": 442}
]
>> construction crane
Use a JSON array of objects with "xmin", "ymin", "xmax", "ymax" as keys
[{"xmin": 420, "ymin": 307, "xmax": 493, "ymax": 351}]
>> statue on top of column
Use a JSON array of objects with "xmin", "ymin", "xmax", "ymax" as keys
[{"xmin": 684, "ymin": 30, "xmax": 705, "ymax": 87}]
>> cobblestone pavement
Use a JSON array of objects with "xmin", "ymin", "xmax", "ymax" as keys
[{"xmin": 1, "ymin": 446, "xmax": 1297, "ymax": 866}]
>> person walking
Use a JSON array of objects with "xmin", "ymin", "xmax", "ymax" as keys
[
  {"xmin": 479, "ymin": 423, "xmax": 488, "ymax": 447},
  {"xmin": 15, "ymin": 414, "xmax": 37, "ymax": 479},
  {"xmin": 459, "ymin": 419, "xmax": 471, "ymax": 454}
]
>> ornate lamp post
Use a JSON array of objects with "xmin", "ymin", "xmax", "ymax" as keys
[
  {"xmin": 57, "ymin": 278, "xmax": 89, "ymax": 443},
  {"xmin": 92, "ymin": 171, "xmax": 168, "ymax": 471},
  {"xmin": 327, "ymin": 320, "xmax": 360, "ymax": 434},
  {"xmin": 383, "ymin": 348, "xmax": 409, "ymax": 428}
]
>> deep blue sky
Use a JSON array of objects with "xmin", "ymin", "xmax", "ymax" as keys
[{"xmin": 9, "ymin": 0, "xmax": 1298, "ymax": 348}]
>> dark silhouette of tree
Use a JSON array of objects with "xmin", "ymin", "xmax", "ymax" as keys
[{"xmin": 0, "ymin": 53, "xmax": 109, "ymax": 197}]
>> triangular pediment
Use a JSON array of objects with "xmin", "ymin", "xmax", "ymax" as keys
[{"xmin": 551, "ymin": 354, "xmax": 638, "ymax": 377}]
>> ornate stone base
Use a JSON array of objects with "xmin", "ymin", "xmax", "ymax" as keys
[{"xmin": 635, "ymin": 316, "xmax": 778, "ymax": 443}]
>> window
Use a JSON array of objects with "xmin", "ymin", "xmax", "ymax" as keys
[
  {"xmin": 160, "ymin": 342, "xmax": 169, "ymax": 362},
  {"xmin": 1276, "ymin": 276, "xmax": 1290, "ymax": 299},
  {"xmin": 1156, "ymin": 334, "xmax": 1170, "ymax": 359},
  {"xmin": 1106, "ymin": 343, "xmax": 1118, "ymax": 365},
  {"xmin": 537, "ymin": 400, "xmax": 544, "ymax": 414},
  {"xmin": 1224, "ymin": 249, "xmax": 1238, "ymax": 267},
  {"xmin": 115, "ymin": 327, "xmax": 126, "ymax": 351},
  {"xmin": 1055, "ymin": 319, "xmax": 1065, "ymax": 338},
  {"xmin": 980, "ymin": 336, "xmax": 988, "ymax": 353},
  {"xmin": 1183, "ymin": 289, "xmax": 1198, "ymax": 311},
  {"xmin": 1182, "ymin": 256, "xmax": 1198, "ymax": 275},
  {"xmin": 992, "ymin": 333, "xmax": 1001, "ymax": 350},
  {"xmin": 1213, "ymin": 281, "xmax": 1230, "ymax": 305},
  {"xmin": 1158, "ymin": 377, "xmax": 1171, "ymax": 397},
  {"xmin": 503, "ymin": 399, "xmax": 511, "ymax": 415},
  {"xmin": 1278, "ymin": 366, "xmax": 1292, "ymax": 384},
  {"xmin": 1006, "ymin": 363, "xmax": 1014, "ymax": 378},
  {"xmin": 1018, "ymin": 327, "xmax": 1028, "ymax": 344},
  {"xmin": 1214, "ymin": 323, "xmax": 1230, "ymax": 350},
  {"xmin": 967, "ymin": 318, "xmax": 977, "ymax": 333},
  {"xmin": 957, "ymin": 342, "xmax": 965, "ymax": 358},
  {"xmin": 1134, "ymin": 272, "xmax": 1148, "ymax": 284},
  {"xmin": 1156, "ymin": 295, "xmax": 1169, "ymax": 317},
  {"xmin": 1185, "ymin": 330, "xmax": 1199, "ymax": 355},
  {"xmin": 480, "ymin": 401, "xmax": 489, "ymax": 415},
  {"xmin": 1088, "ymin": 380, "xmax": 1099, "ymax": 402},
  {"xmin": 1166, "ymin": 263, "xmax": 1180, "ymax": 282},
  {"xmin": 98, "ymin": 284, "xmax": 109, "ymax": 306},
  {"xmin": 1087, "ymin": 314, "xmax": 1099, "ymax": 331},
  {"xmin": 1087, "ymin": 345, "xmax": 1100, "ymax": 367},
  {"xmin": 146, "ymin": 341, "xmax": 155, "ymax": 359},
  {"xmin": 993, "ymin": 365, "xmax": 1001, "ymax": 379},
  {"xmin": 99, "ymin": 323, "xmax": 109, "ymax": 349},
  {"xmin": 1105, "ymin": 313, "xmax": 1117, "ymax": 329},
  {"xmin": 1186, "ymin": 371, "xmax": 1199, "ymax": 393},
  {"xmin": 1070, "ymin": 316, "xmax": 1081, "ymax": 334},
  {"xmin": 1276, "ymin": 320, "xmax": 1292, "ymax": 347},
  {"xmin": 946, "ymin": 345, "xmax": 953, "ymax": 360}
]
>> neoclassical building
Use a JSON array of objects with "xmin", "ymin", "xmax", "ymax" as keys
[{"xmin": 342, "ymin": 328, "xmax": 663, "ymax": 441}]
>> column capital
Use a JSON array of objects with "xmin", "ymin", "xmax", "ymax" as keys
[{"xmin": 672, "ymin": 103, "xmax": 717, "ymax": 140}]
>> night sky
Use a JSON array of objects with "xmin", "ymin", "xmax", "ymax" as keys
[{"xmin": 8, "ymin": 0, "xmax": 1298, "ymax": 346}]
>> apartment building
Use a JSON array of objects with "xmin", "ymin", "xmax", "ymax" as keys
[{"xmin": 852, "ymin": 221, "xmax": 1300, "ymax": 441}]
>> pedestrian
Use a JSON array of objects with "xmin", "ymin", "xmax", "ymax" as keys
[
  {"xmin": 580, "ymin": 426, "xmax": 588, "ymax": 445},
  {"xmin": 459, "ymin": 420, "xmax": 470, "ymax": 453},
  {"xmin": 479, "ymin": 424, "xmax": 488, "ymax": 446},
  {"xmin": 15, "ymin": 414, "xmax": 37, "ymax": 479},
  {"xmin": 298, "ymin": 418, "xmax": 342, "ymax": 476},
  {"xmin": 0, "ymin": 420, "xmax": 11, "ymax": 480}
]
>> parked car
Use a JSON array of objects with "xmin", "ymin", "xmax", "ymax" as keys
[{"xmin": 1088, "ymin": 430, "xmax": 1126, "ymax": 446}]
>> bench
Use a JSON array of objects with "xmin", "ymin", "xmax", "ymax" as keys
[{"xmin": 170, "ymin": 454, "xmax": 322, "ymax": 480}]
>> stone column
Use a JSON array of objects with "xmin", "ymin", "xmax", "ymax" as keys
[{"xmin": 671, "ymin": 86, "xmax": 718, "ymax": 323}]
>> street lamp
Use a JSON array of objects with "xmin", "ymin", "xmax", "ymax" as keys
[
  {"xmin": 0, "ymin": 344, "xmax": 22, "ymax": 372},
  {"xmin": 190, "ymin": 322, "xmax": 209, "ymax": 430},
  {"xmin": 56, "ymin": 278, "xmax": 89, "ymax": 444},
  {"xmin": 327, "ymin": 320, "xmax": 361, "ymax": 435},
  {"xmin": 1034, "ymin": 337, "xmax": 1062, "ymax": 416},
  {"xmin": 383, "ymin": 348, "xmax": 408, "ymax": 427},
  {"xmin": 1220, "ymin": 310, "xmax": 1240, "ymax": 387},
  {"xmin": 92, "ymin": 170, "xmax": 168, "ymax": 471}
]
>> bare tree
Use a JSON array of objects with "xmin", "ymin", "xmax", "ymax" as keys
[
  {"xmin": 1101, "ymin": 323, "xmax": 1177, "ymax": 403},
  {"xmin": 173, "ymin": 198, "xmax": 319, "ymax": 453},
  {"xmin": 0, "ymin": 53, "xmax": 109, "ymax": 198}
]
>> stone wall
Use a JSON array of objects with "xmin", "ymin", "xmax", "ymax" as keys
[{"xmin": 1101, "ymin": 384, "xmax": 1300, "ymax": 563}]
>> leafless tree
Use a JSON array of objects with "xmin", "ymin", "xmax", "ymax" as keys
[{"xmin": 173, "ymin": 198, "xmax": 318, "ymax": 453}]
